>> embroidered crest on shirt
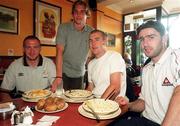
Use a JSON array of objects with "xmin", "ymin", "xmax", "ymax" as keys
[
  {"xmin": 162, "ymin": 77, "xmax": 173, "ymax": 86},
  {"xmin": 18, "ymin": 73, "xmax": 24, "ymax": 76}
]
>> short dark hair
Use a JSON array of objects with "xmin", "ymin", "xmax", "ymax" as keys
[
  {"xmin": 136, "ymin": 20, "xmax": 166, "ymax": 37},
  {"xmin": 23, "ymin": 35, "xmax": 40, "ymax": 47},
  {"xmin": 72, "ymin": 0, "xmax": 90, "ymax": 17},
  {"xmin": 90, "ymin": 29, "xmax": 108, "ymax": 40}
]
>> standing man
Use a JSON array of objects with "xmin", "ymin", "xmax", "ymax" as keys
[
  {"xmin": 110, "ymin": 21, "xmax": 180, "ymax": 126},
  {"xmin": 1, "ymin": 35, "xmax": 56, "ymax": 93},
  {"xmin": 51, "ymin": 1, "xmax": 93, "ymax": 91},
  {"xmin": 87, "ymin": 30, "xmax": 126, "ymax": 99}
]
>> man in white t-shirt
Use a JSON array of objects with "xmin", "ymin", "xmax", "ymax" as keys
[
  {"xmin": 110, "ymin": 21, "xmax": 180, "ymax": 126},
  {"xmin": 87, "ymin": 29, "xmax": 126, "ymax": 99},
  {"xmin": 1, "ymin": 35, "xmax": 56, "ymax": 96}
]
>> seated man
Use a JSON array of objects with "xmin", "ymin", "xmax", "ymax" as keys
[
  {"xmin": 87, "ymin": 30, "xmax": 126, "ymax": 99},
  {"xmin": 110, "ymin": 21, "xmax": 180, "ymax": 126},
  {"xmin": 1, "ymin": 35, "xmax": 56, "ymax": 95}
]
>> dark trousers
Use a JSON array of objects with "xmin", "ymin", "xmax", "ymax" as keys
[
  {"xmin": 108, "ymin": 116, "xmax": 160, "ymax": 126},
  {"xmin": 62, "ymin": 73, "xmax": 84, "ymax": 91}
]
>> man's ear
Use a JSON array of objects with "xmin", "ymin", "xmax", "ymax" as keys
[
  {"xmin": 102, "ymin": 37, "xmax": 108, "ymax": 46},
  {"xmin": 162, "ymin": 34, "xmax": 168, "ymax": 46}
]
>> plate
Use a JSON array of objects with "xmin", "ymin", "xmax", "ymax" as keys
[
  {"xmin": 82, "ymin": 99, "xmax": 119, "ymax": 115},
  {"xmin": 22, "ymin": 89, "xmax": 52, "ymax": 99},
  {"xmin": 22, "ymin": 92, "xmax": 54, "ymax": 102},
  {"xmin": 22, "ymin": 97, "xmax": 40, "ymax": 102},
  {"xmin": 35, "ymin": 103, "xmax": 68, "ymax": 113},
  {"xmin": 64, "ymin": 90, "xmax": 92, "ymax": 99},
  {"xmin": 78, "ymin": 105, "xmax": 121, "ymax": 120},
  {"xmin": 61, "ymin": 94, "xmax": 94, "ymax": 103}
]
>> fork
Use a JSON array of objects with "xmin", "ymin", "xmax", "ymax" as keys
[{"xmin": 86, "ymin": 102, "xmax": 100, "ymax": 123}]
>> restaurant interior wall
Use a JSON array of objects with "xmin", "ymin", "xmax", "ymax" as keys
[
  {"xmin": 0, "ymin": 0, "xmax": 122, "ymax": 56},
  {"xmin": 97, "ymin": 5, "xmax": 123, "ymax": 54}
]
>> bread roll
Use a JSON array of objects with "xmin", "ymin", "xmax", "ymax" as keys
[
  {"xmin": 44, "ymin": 103, "xmax": 57, "ymax": 111},
  {"xmin": 36, "ymin": 97, "xmax": 66, "ymax": 111},
  {"xmin": 55, "ymin": 97, "xmax": 65, "ymax": 110},
  {"xmin": 37, "ymin": 99, "xmax": 45, "ymax": 110},
  {"xmin": 45, "ymin": 97, "xmax": 54, "ymax": 104}
]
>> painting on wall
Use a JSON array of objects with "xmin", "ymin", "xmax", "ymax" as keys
[
  {"xmin": 34, "ymin": 0, "xmax": 61, "ymax": 46},
  {"xmin": 107, "ymin": 33, "xmax": 116, "ymax": 47},
  {"xmin": 0, "ymin": 5, "xmax": 18, "ymax": 34}
]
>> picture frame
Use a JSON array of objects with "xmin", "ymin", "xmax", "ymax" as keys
[
  {"xmin": 34, "ymin": 0, "xmax": 61, "ymax": 46},
  {"xmin": 0, "ymin": 5, "xmax": 18, "ymax": 34},
  {"xmin": 107, "ymin": 33, "xmax": 116, "ymax": 47}
]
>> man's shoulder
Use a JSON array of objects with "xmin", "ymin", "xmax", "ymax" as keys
[
  {"xmin": 7, "ymin": 57, "xmax": 23, "ymax": 69},
  {"xmin": 107, "ymin": 51, "xmax": 122, "ymax": 57},
  {"xmin": 60, "ymin": 22, "xmax": 72, "ymax": 28},
  {"xmin": 42, "ymin": 57, "xmax": 56, "ymax": 67},
  {"xmin": 171, "ymin": 48, "xmax": 180, "ymax": 63},
  {"xmin": 85, "ymin": 24, "xmax": 94, "ymax": 31},
  {"xmin": 42, "ymin": 56, "xmax": 54, "ymax": 62},
  {"xmin": 11, "ymin": 57, "xmax": 23, "ymax": 64}
]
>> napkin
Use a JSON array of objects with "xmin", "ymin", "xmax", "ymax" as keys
[
  {"xmin": 0, "ymin": 102, "xmax": 15, "ymax": 112},
  {"xmin": 36, "ymin": 115, "xmax": 60, "ymax": 126}
]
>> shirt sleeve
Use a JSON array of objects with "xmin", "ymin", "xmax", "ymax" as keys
[
  {"xmin": 1, "ymin": 62, "xmax": 16, "ymax": 90},
  {"xmin": 88, "ymin": 62, "xmax": 93, "ymax": 84},
  {"xmin": 44, "ymin": 58, "xmax": 56, "ymax": 85},
  {"xmin": 55, "ymin": 23, "xmax": 66, "ymax": 45},
  {"xmin": 171, "ymin": 49, "xmax": 180, "ymax": 87},
  {"xmin": 110, "ymin": 53, "xmax": 126, "ymax": 74}
]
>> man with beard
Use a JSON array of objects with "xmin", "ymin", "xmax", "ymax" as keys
[
  {"xmin": 109, "ymin": 21, "xmax": 180, "ymax": 126},
  {"xmin": 1, "ymin": 35, "xmax": 56, "ymax": 93},
  {"xmin": 51, "ymin": 0, "xmax": 93, "ymax": 92}
]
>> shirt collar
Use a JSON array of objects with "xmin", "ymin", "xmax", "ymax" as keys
[
  {"xmin": 145, "ymin": 47, "xmax": 172, "ymax": 67},
  {"xmin": 70, "ymin": 22, "xmax": 88, "ymax": 32},
  {"xmin": 156, "ymin": 47, "xmax": 172, "ymax": 65},
  {"xmin": 23, "ymin": 55, "xmax": 43, "ymax": 66}
]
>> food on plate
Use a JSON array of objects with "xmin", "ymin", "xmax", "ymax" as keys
[
  {"xmin": 64, "ymin": 89, "xmax": 92, "ymax": 98},
  {"xmin": 44, "ymin": 103, "xmax": 57, "ymax": 111},
  {"xmin": 23, "ymin": 89, "xmax": 51, "ymax": 99},
  {"xmin": 36, "ymin": 97, "xmax": 65, "ymax": 112},
  {"xmin": 83, "ymin": 99, "xmax": 119, "ymax": 115},
  {"xmin": 36, "ymin": 99, "xmax": 46, "ymax": 110}
]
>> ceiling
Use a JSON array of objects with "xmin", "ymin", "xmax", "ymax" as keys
[{"xmin": 97, "ymin": 0, "xmax": 180, "ymax": 15}]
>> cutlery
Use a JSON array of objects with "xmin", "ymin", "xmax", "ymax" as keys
[
  {"xmin": 85, "ymin": 102, "xmax": 100, "ymax": 123},
  {"xmin": 105, "ymin": 89, "xmax": 116, "ymax": 100}
]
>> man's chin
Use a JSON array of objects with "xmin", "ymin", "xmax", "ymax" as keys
[{"xmin": 26, "ymin": 56, "xmax": 39, "ymax": 61}]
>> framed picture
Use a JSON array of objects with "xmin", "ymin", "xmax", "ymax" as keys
[
  {"xmin": 0, "ymin": 5, "xmax": 18, "ymax": 34},
  {"xmin": 34, "ymin": 0, "xmax": 61, "ymax": 46},
  {"xmin": 107, "ymin": 33, "xmax": 116, "ymax": 47}
]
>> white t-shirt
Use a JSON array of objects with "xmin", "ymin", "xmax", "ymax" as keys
[
  {"xmin": 1, "ymin": 56, "xmax": 56, "ymax": 92},
  {"xmin": 139, "ymin": 47, "xmax": 180, "ymax": 124},
  {"xmin": 88, "ymin": 51, "xmax": 126, "ymax": 97}
]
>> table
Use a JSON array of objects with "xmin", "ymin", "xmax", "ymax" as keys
[{"xmin": 0, "ymin": 93, "xmax": 128, "ymax": 126}]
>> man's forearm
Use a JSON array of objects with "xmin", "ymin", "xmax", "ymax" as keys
[
  {"xmin": 56, "ymin": 45, "xmax": 63, "ymax": 77},
  {"xmin": 162, "ymin": 85, "xmax": 180, "ymax": 126},
  {"xmin": 129, "ymin": 99, "xmax": 145, "ymax": 112}
]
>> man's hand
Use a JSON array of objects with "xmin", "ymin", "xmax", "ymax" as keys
[
  {"xmin": 115, "ymin": 96, "xmax": 129, "ymax": 106},
  {"xmin": 51, "ymin": 78, "xmax": 62, "ymax": 93}
]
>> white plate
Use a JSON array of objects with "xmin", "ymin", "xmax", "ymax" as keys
[
  {"xmin": 61, "ymin": 94, "xmax": 94, "ymax": 103},
  {"xmin": 22, "ymin": 93, "xmax": 54, "ymax": 102},
  {"xmin": 78, "ymin": 105, "xmax": 121, "ymax": 120},
  {"xmin": 82, "ymin": 99, "xmax": 119, "ymax": 115},
  {"xmin": 22, "ymin": 97, "xmax": 40, "ymax": 102},
  {"xmin": 64, "ymin": 90, "xmax": 92, "ymax": 99},
  {"xmin": 22, "ymin": 89, "xmax": 52, "ymax": 99},
  {"xmin": 35, "ymin": 103, "xmax": 68, "ymax": 113}
]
